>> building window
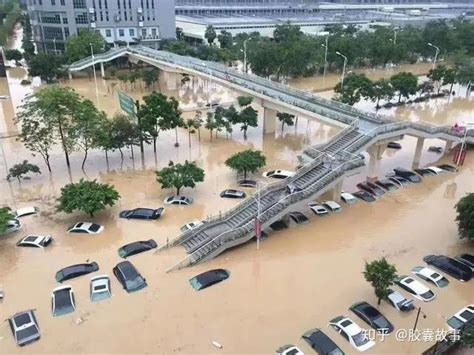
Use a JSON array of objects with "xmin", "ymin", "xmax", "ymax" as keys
[
  {"xmin": 117, "ymin": 0, "xmax": 120, "ymax": 9},
  {"xmin": 60, "ymin": 0, "xmax": 65, "ymax": 5},
  {"xmin": 64, "ymin": 27, "xmax": 70, "ymax": 38},
  {"xmin": 151, "ymin": 0, "xmax": 154, "ymax": 9},
  {"xmin": 106, "ymin": 29, "xmax": 111, "ymax": 37},
  {"xmin": 129, "ymin": 28, "xmax": 134, "ymax": 36},
  {"xmin": 73, "ymin": 0, "xmax": 87, "ymax": 8},
  {"xmin": 104, "ymin": 0, "xmax": 108, "ymax": 9},
  {"xmin": 100, "ymin": 11, "xmax": 103, "ymax": 21},
  {"xmin": 119, "ymin": 29, "xmax": 124, "ymax": 37},
  {"xmin": 51, "ymin": 0, "xmax": 55, "ymax": 5},
  {"xmin": 38, "ymin": 0, "xmax": 42, "ymax": 5},
  {"xmin": 41, "ymin": 14, "xmax": 61, "ymax": 24},
  {"xmin": 151, "ymin": 28, "xmax": 156, "ymax": 37},
  {"xmin": 75, "ymin": 13, "xmax": 89, "ymax": 24},
  {"xmin": 105, "ymin": 11, "xmax": 109, "ymax": 21},
  {"xmin": 62, "ymin": 17, "xmax": 68, "ymax": 24},
  {"xmin": 43, "ymin": 26, "xmax": 64, "ymax": 40}
]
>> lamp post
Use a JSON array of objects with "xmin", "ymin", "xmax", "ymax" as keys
[
  {"xmin": 255, "ymin": 180, "xmax": 270, "ymax": 250},
  {"xmin": 53, "ymin": 38, "xmax": 57, "ymax": 53},
  {"xmin": 243, "ymin": 38, "xmax": 250, "ymax": 73},
  {"xmin": 90, "ymin": 43, "xmax": 100, "ymax": 108},
  {"xmin": 321, "ymin": 35, "xmax": 328, "ymax": 84},
  {"xmin": 202, "ymin": 62, "xmax": 213, "ymax": 105},
  {"xmin": 456, "ymin": 123, "xmax": 474, "ymax": 168},
  {"xmin": 393, "ymin": 28, "xmax": 397, "ymax": 45},
  {"xmin": 412, "ymin": 307, "xmax": 427, "ymax": 332},
  {"xmin": 427, "ymin": 42, "xmax": 440, "ymax": 70},
  {"xmin": 335, "ymin": 51, "xmax": 348, "ymax": 94}
]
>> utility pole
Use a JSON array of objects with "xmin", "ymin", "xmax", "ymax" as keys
[{"xmin": 135, "ymin": 99, "xmax": 145, "ymax": 163}]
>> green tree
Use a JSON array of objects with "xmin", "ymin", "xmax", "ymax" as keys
[
  {"xmin": 110, "ymin": 114, "xmax": 141, "ymax": 162},
  {"xmin": 141, "ymin": 68, "xmax": 160, "ymax": 90},
  {"xmin": 363, "ymin": 258, "xmax": 398, "ymax": 305},
  {"xmin": 370, "ymin": 79, "xmax": 394, "ymax": 108},
  {"xmin": 455, "ymin": 193, "xmax": 474, "ymax": 241},
  {"xmin": 225, "ymin": 150, "xmax": 266, "ymax": 180},
  {"xmin": 235, "ymin": 106, "xmax": 258, "ymax": 139},
  {"xmin": 28, "ymin": 53, "xmax": 65, "ymax": 83},
  {"xmin": 6, "ymin": 160, "xmax": 41, "ymax": 183},
  {"xmin": 0, "ymin": 207, "xmax": 13, "ymax": 234},
  {"xmin": 65, "ymin": 29, "xmax": 107, "ymax": 63},
  {"xmin": 237, "ymin": 96, "xmax": 253, "ymax": 107},
  {"xmin": 460, "ymin": 325, "xmax": 474, "ymax": 348},
  {"xmin": 427, "ymin": 65, "xmax": 446, "ymax": 94},
  {"xmin": 57, "ymin": 179, "xmax": 120, "ymax": 217},
  {"xmin": 156, "ymin": 160, "xmax": 205, "ymax": 195},
  {"xmin": 217, "ymin": 30, "xmax": 233, "ymax": 49},
  {"xmin": 277, "ymin": 112, "xmax": 295, "ymax": 131},
  {"xmin": 205, "ymin": 111, "xmax": 217, "ymax": 141},
  {"xmin": 334, "ymin": 73, "xmax": 373, "ymax": 106},
  {"xmin": 390, "ymin": 72, "xmax": 418, "ymax": 103},
  {"xmin": 5, "ymin": 49, "xmax": 22, "ymax": 65},
  {"xmin": 442, "ymin": 67, "xmax": 458, "ymax": 95},
  {"xmin": 18, "ymin": 86, "xmax": 82, "ymax": 168},
  {"xmin": 204, "ymin": 25, "xmax": 217, "ymax": 46},
  {"xmin": 185, "ymin": 118, "xmax": 198, "ymax": 147}
]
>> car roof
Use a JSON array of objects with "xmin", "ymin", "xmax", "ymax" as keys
[
  {"xmin": 12, "ymin": 311, "xmax": 34, "ymax": 328},
  {"xmin": 53, "ymin": 286, "xmax": 73, "ymax": 306},
  {"xmin": 116, "ymin": 261, "xmax": 139, "ymax": 278},
  {"xmin": 401, "ymin": 276, "xmax": 429, "ymax": 293},
  {"xmin": 303, "ymin": 328, "xmax": 341, "ymax": 352},
  {"xmin": 341, "ymin": 192, "xmax": 355, "ymax": 198},
  {"xmin": 413, "ymin": 266, "xmax": 443, "ymax": 280},
  {"xmin": 338, "ymin": 318, "xmax": 361, "ymax": 335},
  {"xmin": 15, "ymin": 207, "xmax": 38, "ymax": 216},
  {"xmin": 324, "ymin": 200, "xmax": 341, "ymax": 208}
]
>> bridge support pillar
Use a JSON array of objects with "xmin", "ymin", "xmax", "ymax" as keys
[
  {"xmin": 332, "ymin": 180, "xmax": 343, "ymax": 202},
  {"xmin": 412, "ymin": 137, "xmax": 425, "ymax": 169},
  {"xmin": 367, "ymin": 144, "xmax": 384, "ymax": 181},
  {"xmin": 68, "ymin": 71, "xmax": 72, "ymax": 80},
  {"xmin": 444, "ymin": 140, "xmax": 453, "ymax": 153},
  {"xmin": 100, "ymin": 63, "xmax": 105, "ymax": 78},
  {"xmin": 164, "ymin": 71, "xmax": 177, "ymax": 91},
  {"xmin": 263, "ymin": 107, "xmax": 276, "ymax": 134}
]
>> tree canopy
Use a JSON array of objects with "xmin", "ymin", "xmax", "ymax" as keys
[
  {"xmin": 28, "ymin": 53, "xmax": 65, "ymax": 83},
  {"xmin": 0, "ymin": 207, "xmax": 13, "ymax": 234},
  {"xmin": 390, "ymin": 72, "xmax": 418, "ymax": 102},
  {"xmin": 57, "ymin": 179, "xmax": 120, "ymax": 217},
  {"xmin": 5, "ymin": 49, "xmax": 22, "ymax": 65},
  {"xmin": 156, "ymin": 160, "xmax": 205, "ymax": 195},
  {"xmin": 276, "ymin": 112, "xmax": 295, "ymax": 131},
  {"xmin": 7, "ymin": 160, "xmax": 41, "ymax": 183},
  {"xmin": 65, "ymin": 29, "xmax": 107, "ymax": 63},
  {"xmin": 204, "ymin": 25, "xmax": 217, "ymax": 46},
  {"xmin": 363, "ymin": 257, "xmax": 398, "ymax": 305},
  {"xmin": 334, "ymin": 73, "xmax": 373, "ymax": 106},
  {"xmin": 455, "ymin": 193, "xmax": 474, "ymax": 241},
  {"xmin": 225, "ymin": 150, "xmax": 266, "ymax": 180}
]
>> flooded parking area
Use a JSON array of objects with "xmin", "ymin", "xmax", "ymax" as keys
[{"xmin": 0, "ymin": 36, "xmax": 473, "ymax": 353}]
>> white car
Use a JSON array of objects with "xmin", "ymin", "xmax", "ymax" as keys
[
  {"xmin": 411, "ymin": 266, "xmax": 449, "ymax": 288},
  {"xmin": 329, "ymin": 315, "xmax": 375, "ymax": 352},
  {"xmin": 275, "ymin": 344, "xmax": 304, "ymax": 355},
  {"xmin": 12, "ymin": 207, "xmax": 39, "ymax": 218},
  {"xmin": 396, "ymin": 276, "xmax": 436, "ymax": 302},
  {"xmin": 341, "ymin": 192, "xmax": 357, "ymax": 204},
  {"xmin": 164, "ymin": 196, "xmax": 193, "ymax": 205},
  {"xmin": 323, "ymin": 201, "xmax": 342, "ymax": 212},
  {"xmin": 16, "ymin": 235, "xmax": 53, "ymax": 248},
  {"xmin": 426, "ymin": 166, "xmax": 445, "ymax": 175},
  {"xmin": 52, "ymin": 285, "xmax": 76, "ymax": 317},
  {"xmin": 1, "ymin": 218, "xmax": 22, "ymax": 235},
  {"xmin": 67, "ymin": 222, "xmax": 104, "ymax": 234},
  {"xmin": 446, "ymin": 305, "xmax": 474, "ymax": 331},
  {"xmin": 90, "ymin": 275, "xmax": 112, "ymax": 302},
  {"xmin": 180, "ymin": 220, "xmax": 202, "ymax": 233},
  {"xmin": 308, "ymin": 202, "xmax": 329, "ymax": 216},
  {"xmin": 263, "ymin": 169, "xmax": 295, "ymax": 179}
]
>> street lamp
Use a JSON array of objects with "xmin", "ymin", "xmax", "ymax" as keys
[
  {"xmin": 427, "ymin": 42, "xmax": 440, "ymax": 70},
  {"xmin": 52, "ymin": 38, "xmax": 57, "ymax": 53},
  {"xmin": 90, "ymin": 43, "xmax": 100, "ymax": 108},
  {"xmin": 254, "ymin": 180, "xmax": 270, "ymax": 250},
  {"xmin": 335, "ymin": 51, "xmax": 348, "ymax": 94},
  {"xmin": 393, "ymin": 28, "xmax": 397, "ymax": 45},
  {"xmin": 412, "ymin": 307, "xmax": 427, "ymax": 331},
  {"xmin": 202, "ymin": 62, "xmax": 213, "ymax": 105},
  {"xmin": 243, "ymin": 38, "xmax": 250, "ymax": 74},
  {"xmin": 321, "ymin": 35, "xmax": 328, "ymax": 84},
  {"xmin": 456, "ymin": 123, "xmax": 474, "ymax": 168}
]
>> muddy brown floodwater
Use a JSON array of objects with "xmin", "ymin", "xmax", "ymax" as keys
[{"xmin": 0, "ymin": 29, "xmax": 473, "ymax": 354}]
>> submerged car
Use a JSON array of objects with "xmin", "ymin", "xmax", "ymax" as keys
[
  {"xmin": 414, "ymin": 168, "xmax": 436, "ymax": 177},
  {"xmin": 423, "ymin": 255, "xmax": 472, "ymax": 282},
  {"xmin": 263, "ymin": 169, "xmax": 295, "ymax": 179},
  {"xmin": 16, "ymin": 235, "xmax": 52, "ymax": 248},
  {"xmin": 275, "ymin": 344, "xmax": 304, "ymax": 355},
  {"xmin": 164, "ymin": 196, "xmax": 193, "ymax": 205},
  {"xmin": 386, "ymin": 289, "xmax": 415, "ymax": 312},
  {"xmin": 119, "ymin": 207, "xmax": 164, "ymax": 220},
  {"xmin": 12, "ymin": 207, "xmax": 39, "ymax": 218},
  {"xmin": 180, "ymin": 220, "xmax": 203, "ymax": 233},
  {"xmin": 388, "ymin": 176, "xmax": 411, "ymax": 187},
  {"xmin": 323, "ymin": 201, "xmax": 341, "ymax": 212},
  {"xmin": 349, "ymin": 301, "xmax": 394, "ymax": 334},
  {"xmin": 396, "ymin": 276, "xmax": 436, "ymax": 302},
  {"xmin": 387, "ymin": 142, "xmax": 402, "ymax": 149},
  {"xmin": 438, "ymin": 164, "xmax": 456, "ymax": 172},
  {"xmin": 1, "ymin": 218, "xmax": 22, "ymax": 235},
  {"xmin": 8, "ymin": 310, "xmax": 40, "ymax": 346},
  {"xmin": 356, "ymin": 182, "xmax": 378, "ymax": 196},
  {"xmin": 308, "ymin": 202, "xmax": 329, "ymax": 216},
  {"xmin": 341, "ymin": 192, "xmax": 357, "ymax": 204},
  {"xmin": 446, "ymin": 305, "xmax": 474, "ymax": 331},
  {"xmin": 329, "ymin": 316, "xmax": 375, "ymax": 352},
  {"xmin": 374, "ymin": 179, "xmax": 399, "ymax": 192},
  {"xmin": 220, "ymin": 189, "xmax": 246, "ymax": 199},
  {"xmin": 55, "ymin": 262, "xmax": 99, "ymax": 282},
  {"xmin": 288, "ymin": 212, "xmax": 309, "ymax": 224},
  {"xmin": 353, "ymin": 191, "xmax": 376, "ymax": 202},
  {"xmin": 118, "ymin": 239, "xmax": 157, "ymax": 258},
  {"xmin": 238, "ymin": 179, "xmax": 257, "ymax": 188},
  {"xmin": 67, "ymin": 222, "xmax": 104, "ymax": 234},
  {"xmin": 51, "ymin": 285, "xmax": 76, "ymax": 317},
  {"xmin": 189, "ymin": 269, "xmax": 230, "ymax": 291},
  {"xmin": 393, "ymin": 168, "xmax": 422, "ymax": 183},
  {"xmin": 90, "ymin": 275, "xmax": 112, "ymax": 302},
  {"xmin": 358, "ymin": 182, "xmax": 385, "ymax": 197},
  {"xmin": 302, "ymin": 328, "xmax": 344, "ymax": 355},
  {"xmin": 113, "ymin": 261, "xmax": 147, "ymax": 293},
  {"xmin": 411, "ymin": 266, "xmax": 449, "ymax": 288},
  {"xmin": 455, "ymin": 254, "xmax": 474, "ymax": 270}
]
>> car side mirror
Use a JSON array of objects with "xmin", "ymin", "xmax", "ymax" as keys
[{"xmin": 143, "ymin": 278, "xmax": 147, "ymax": 282}]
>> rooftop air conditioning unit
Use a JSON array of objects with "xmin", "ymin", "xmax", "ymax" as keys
[
  {"xmin": 114, "ymin": 15, "xmax": 121, "ymax": 22},
  {"xmin": 137, "ymin": 7, "xmax": 143, "ymax": 13},
  {"xmin": 89, "ymin": 7, "xmax": 95, "ymax": 13}
]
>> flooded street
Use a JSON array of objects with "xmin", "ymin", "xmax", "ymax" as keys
[{"xmin": 0, "ymin": 30, "xmax": 473, "ymax": 354}]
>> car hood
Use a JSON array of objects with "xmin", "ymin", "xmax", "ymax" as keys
[{"xmin": 373, "ymin": 317, "xmax": 394, "ymax": 333}]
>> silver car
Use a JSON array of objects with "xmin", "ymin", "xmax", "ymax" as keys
[
  {"xmin": 90, "ymin": 275, "xmax": 112, "ymax": 302},
  {"xmin": 8, "ymin": 310, "xmax": 40, "ymax": 346}
]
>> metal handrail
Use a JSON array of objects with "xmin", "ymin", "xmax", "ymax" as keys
[{"xmin": 166, "ymin": 155, "xmax": 364, "ymax": 272}]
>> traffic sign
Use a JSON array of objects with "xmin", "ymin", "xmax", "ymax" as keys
[{"xmin": 118, "ymin": 91, "xmax": 135, "ymax": 116}]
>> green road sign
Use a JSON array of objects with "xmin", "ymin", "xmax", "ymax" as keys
[{"xmin": 118, "ymin": 91, "xmax": 135, "ymax": 116}]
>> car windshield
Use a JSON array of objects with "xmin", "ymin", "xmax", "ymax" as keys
[
  {"xmin": 16, "ymin": 326, "xmax": 38, "ymax": 341},
  {"xmin": 24, "ymin": 236, "xmax": 37, "ymax": 242},
  {"xmin": 53, "ymin": 289, "xmax": 74, "ymax": 316},
  {"xmin": 88, "ymin": 224, "xmax": 101, "ymax": 232},
  {"xmin": 125, "ymin": 277, "xmax": 144, "ymax": 290},
  {"xmin": 92, "ymin": 284, "xmax": 110, "ymax": 301},
  {"xmin": 421, "ymin": 290, "xmax": 434, "ymax": 299},
  {"xmin": 447, "ymin": 316, "xmax": 465, "ymax": 330},
  {"xmin": 352, "ymin": 331, "xmax": 369, "ymax": 346},
  {"xmin": 437, "ymin": 278, "xmax": 449, "ymax": 287},
  {"xmin": 459, "ymin": 310, "xmax": 474, "ymax": 322},
  {"xmin": 14, "ymin": 313, "xmax": 32, "ymax": 327}
]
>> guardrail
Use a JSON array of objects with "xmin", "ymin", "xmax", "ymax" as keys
[{"xmin": 166, "ymin": 154, "xmax": 364, "ymax": 272}]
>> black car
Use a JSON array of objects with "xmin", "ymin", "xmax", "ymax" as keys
[
  {"xmin": 288, "ymin": 212, "xmax": 309, "ymax": 224},
  {"xmin": 423, "ymin": 255, "xmax": 473, "ymax": 282},
  {"xmin": 455, "ymin": 253, "xmax": 474, "ymax": 270},
  {"xmin": 189, "ymin": 269, "xmax": 230, "ymax": 291},
  {"xmin": 238, "ymin": 179, "xmax": 257, "ymax": 188},
  {"xmin": 438, "ymin": 164, "xmax": 456, "ymax": 172},
  {"xmin": 349, "ymin": 301, "xmax": 394, "ymax": 334},
  {"xmin": 393, "ymin": 168, "xmax": 422, "ymax": 183},
  {"xmin": 118, "ymin": 239, "xmax": 158, "ymax": 258},
  {"xmin": 119, "ymin": 207, "xmax": 164, "ymax": 220},
  {"xmin": 353, "ymin": 190, "xmax": 376, "ymax": 202},
  {"xmin": 356, "ymin": 183, "xmax": 378, "ymax": 196},
  {"xmin": 219, "ymin": 189, "xmax": 246, "ymax": 199},
  {"xmin": 414, "ymin": 168, "xmax": 436, "ymax": 177},
  {"xmin": 387, "ymin": 142, "xmax": 402, "ymax": 149},
  {"xmin": 113, "ymin": 261, "xmax": 147, "ymax": 293},
  {"xmin": 388, "ymin": 176, "xmax": 411, "ymax": 187},
  {"xmin": 55, "ymin": 262, "xmax": 99, "ymax": 282},
  {"xmin": 374, "ymin": 179, "xmax": 399, "ymax": 192},
  {"xmin": 302, "ymin": 328, "xmax": 344, "ymax": 355},
  {"xmin": 366, "ymin": 182, "xmax": 385, "ymax": 197},
  {"xmin": 8, "ymin": 310, "xmax": 40, "ymax": 346}
]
